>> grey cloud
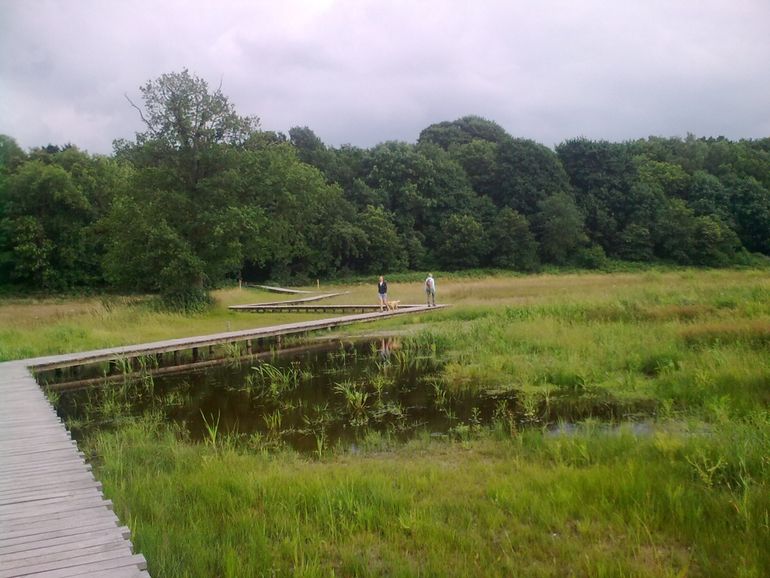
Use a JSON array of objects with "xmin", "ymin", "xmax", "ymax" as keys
[{"xmin": 1, "ymin": 0, "xmax": 768, "ymax": 154}]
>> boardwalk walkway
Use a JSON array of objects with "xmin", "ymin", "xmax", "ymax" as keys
[
  {"xmin": 0, "ymin": 304, "xmax": 446, "ymax": 576},
  {"xmin": 0, "ymin": 361, "xmax": 149, "ymax": 577}
]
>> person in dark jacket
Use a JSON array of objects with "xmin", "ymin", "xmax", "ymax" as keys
[{"xmin": 377, "ymin": 276, "xmax": 388, "ymax": 311}]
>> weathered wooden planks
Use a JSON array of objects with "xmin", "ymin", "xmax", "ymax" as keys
[
  {"xmin": 0, "ymin": 363, "xmax": 149, "ymax": 577},
  {"xmin": 229, "ymin": 303, "xmax": 427, "ymax": 313}
]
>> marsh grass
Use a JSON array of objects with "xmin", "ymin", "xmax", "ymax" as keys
[
  {"xmin": 87, "ymin": 413, "xmax": 770, "ymax": 578},
  {"xmin": 0, "ymin": 288, "xmax": 328, "ymax": 361}
]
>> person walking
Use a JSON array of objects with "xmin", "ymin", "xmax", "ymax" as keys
[
  {"xmin": 425, "ymin": 273, "xmax": 436, "ymax": 307},
  {"xmin": 377, "ymin": 275, "xmax": 388, "ymax": 311}
]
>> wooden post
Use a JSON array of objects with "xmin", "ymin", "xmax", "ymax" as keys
[
  {"xmin": 173, "ymin": 350, "xmax": 180, "ymax": 365},
  {"xmin": 156, "ymin": 352, "xmax": 163, "ymax": 367},
  {"xmin": 192, "ymin": 347, "xmax": 199, "ymax": 362},
  {"xmin": 246, "ymin": 340, "xmax": 252, "ymax": 354}
]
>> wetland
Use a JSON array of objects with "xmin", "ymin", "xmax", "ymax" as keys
[{"xmin": 6, "ymin": 269, "xmax": 770, "ymax": 577}]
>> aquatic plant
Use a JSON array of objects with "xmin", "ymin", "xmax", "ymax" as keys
[
  {"xmin": 200, "ymin": 410, "xmax": 221, "ymax": 448},
  {"xmin": 334, "ymin": 380, "xmax": 370, "ymax": 427}
]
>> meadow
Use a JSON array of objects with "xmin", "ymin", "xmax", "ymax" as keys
[{"xmin": 3, "ymin": 269, "xmax": 770, "ymax": 577}]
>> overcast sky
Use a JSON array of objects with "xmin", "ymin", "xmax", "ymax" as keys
[{"xmin": 1, "ymin": 0, "xmax": 769, "ymax": 155}]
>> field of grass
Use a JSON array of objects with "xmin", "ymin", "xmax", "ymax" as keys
[
  {"xmin": 0, "ymin": 287, "xmax": 329, "ymax": 361},
  {"xmin": 4, "ymin": 269, "xmax": 770, "ymax": 576}
]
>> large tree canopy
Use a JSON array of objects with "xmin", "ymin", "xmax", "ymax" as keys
[{"xmin": 2, "ymin": 75, "xmax": 769, "ymax": 301}]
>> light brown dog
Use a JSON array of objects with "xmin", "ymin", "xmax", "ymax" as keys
[{"xmin": 386, "ymin": 300, "xmax": 400, "ymax": 311}]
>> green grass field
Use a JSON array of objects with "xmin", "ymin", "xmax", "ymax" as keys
[{"xmin": 3, "ymin": 269, "xmax": 770, "ymax": 577}]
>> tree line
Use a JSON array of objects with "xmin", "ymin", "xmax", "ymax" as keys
[{"xmin": 1, "ymin": 70, "xmax": 769, "ymax": 307}]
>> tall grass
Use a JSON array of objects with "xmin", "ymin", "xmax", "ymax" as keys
[
  {"xmin": 0, "ymin": 288, "xmax": 328, "ymax": 361},
  {"xmin": 87, "ymin": 414, "xmax": 770, "ymax": 577}
]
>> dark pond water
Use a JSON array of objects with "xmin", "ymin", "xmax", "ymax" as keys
[{"xmin": 50, "ymin": 337, "xmax": 657, "ymax": 453}]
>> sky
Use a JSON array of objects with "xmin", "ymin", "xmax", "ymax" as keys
[{"xmin": 1, "ymin": 0, "xmax": 769, "ymax": 155}]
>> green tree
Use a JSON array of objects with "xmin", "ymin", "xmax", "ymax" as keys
[
  {"xmin": 691, "ymin": 215, "xmax": 740, "ymax": 266},
  {"xmin": 354, "ymin": 206, "xmax": 407, "ymax": 274},
  {"xmin": 533, "ymin": 192, "xmax": 586, "ymax": 264},
  {"xmin": 289, "ymin": 126, "xmax": 334, "ymax": 175},
  {"xmin": 1, "ymin": 150, "xmax": 109, "ymax": 288},
  {"xmin": 618, "ymin": 223, "xmax": 654, "ymax": 262},
  {"xmin": 111, "ymin": 70, "xmax": 266, "ymax": 303},
  {"xmin": 726, "ymin": 175, "xmax": 770, "ymax": 254},
  {"xmin": 436, "ymin": 213, "xmax": 487, "ymax": 269},
  {"xmin": 493, "ymin": 138, "xmax": 573, "ymax": 215},
  {"xmin": 488, "ymin": 208, "xmax": 539, "ymax": 271},
  {"xmin": 418, "ymin": 115, "xmax": 510, "ymax": 150}
]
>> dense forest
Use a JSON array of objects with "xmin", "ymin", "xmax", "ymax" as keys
[{"xmin": 1, "ymin": 70, "xmax": 769, "ymax": 307}]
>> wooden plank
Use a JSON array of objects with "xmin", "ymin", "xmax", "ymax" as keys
[
  {"xmin": 2, "ymin": 497, "xmax": 113, "ymax": 522},
  {"xmin": 0, "ymin": 482, "xmax": 102, "ymax": 505},
  {"xmin": 0, "ymin": 488, "xmax": 102, "ymax": 508},
  {"xmin": 0, "ymin": 526, "xmax": 130, "ymax": 556},
  {"xmin": 60, "ymin": 568, "xmax": 151, "ymax": 578},
  {"xmin": 1, "ymin": 535, "xmax": 130, "ymax": 563},
  {"xmin": 0, "ymin": 522, "xmax": 126, "ymax": 550},
  {"xmin": 0, "ymin": 514, "xmax": 120, "ymax": 542},
  {"xmin": 230, "ymin": 303, "xmax": 425, "ymax": 313},
  {"xmin": 0, "ymin": 461, "xmax": 91, "ymax": 481},
  {"xmin": 0, "ymin": 507, "xmax": 119, "ymax": 536},
  {"xmin": 0, "ymin": 486, "xmax": 102, "ymax": 507},
  {"xmin": 0, "ymin": 551, "xmax": 147, "ymax": 577}
]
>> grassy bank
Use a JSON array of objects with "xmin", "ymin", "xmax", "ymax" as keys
[
  {"xmin": 0, "ymin": 287, "xmax": 328, "ymax": 361},
  {"xmin": 88, "ymin": 414, "xmax": 769, "ymax": 577},
  {"xmin": 10, "ymin": 268, "xmax": 770, "ymax": 575}
]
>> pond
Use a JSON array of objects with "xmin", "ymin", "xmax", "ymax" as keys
[{"xmin": 47, "ymin": 337, "xmax": 657, "ymax": 453}]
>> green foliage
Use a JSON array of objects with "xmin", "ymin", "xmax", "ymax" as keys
[
  {"xmin": 3, "ymin": 83, "xmax": 770, "ymax": 294},
  {"xmin": 533, "ymin": 192, "xmax": 586, "ymax": 264},
  {"xmin": 488, "ymin": 208, "xmax": 539, "ymax": 271},
  {"xmin": 354, "ymin": 206, "xmax": 407, "ymax": 274},
  {"xmin": 0, "ymin": 147, "xmax": 120, "ymax": 288},
  {"xmin": 436, "ymin": 213, "xmax": 487, "ymax": 269}
]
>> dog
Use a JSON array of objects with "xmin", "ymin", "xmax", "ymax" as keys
[{"xmin": 386, "ymin": 300, "xmax": 401, "ymax": 311}]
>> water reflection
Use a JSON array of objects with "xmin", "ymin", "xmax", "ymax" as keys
[{"xmin": 51, "ymin": 337, "xmax": 657, "ymax": 453}]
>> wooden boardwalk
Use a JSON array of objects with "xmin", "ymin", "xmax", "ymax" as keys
[
  {"xmin": 0, "ymin": 304, "xmax": 446, "ymax": 575},
  {"xmin": 31, "ymin": 305, "xmax": 446, "ymax": 373},
  {"xmin": 229, "ymin": 303, "xmax": 426, "ymax": 314},
  {"xmin": 247, "ymin": 284, "xmax": 314, "ymax": 294},
  {"xmin": 233, "ymin": 292, "xmax": 349, "ymax": 307},
  {"xmin": 0, "ymin": 361, "xmax": 149, "ymax": 577}
]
